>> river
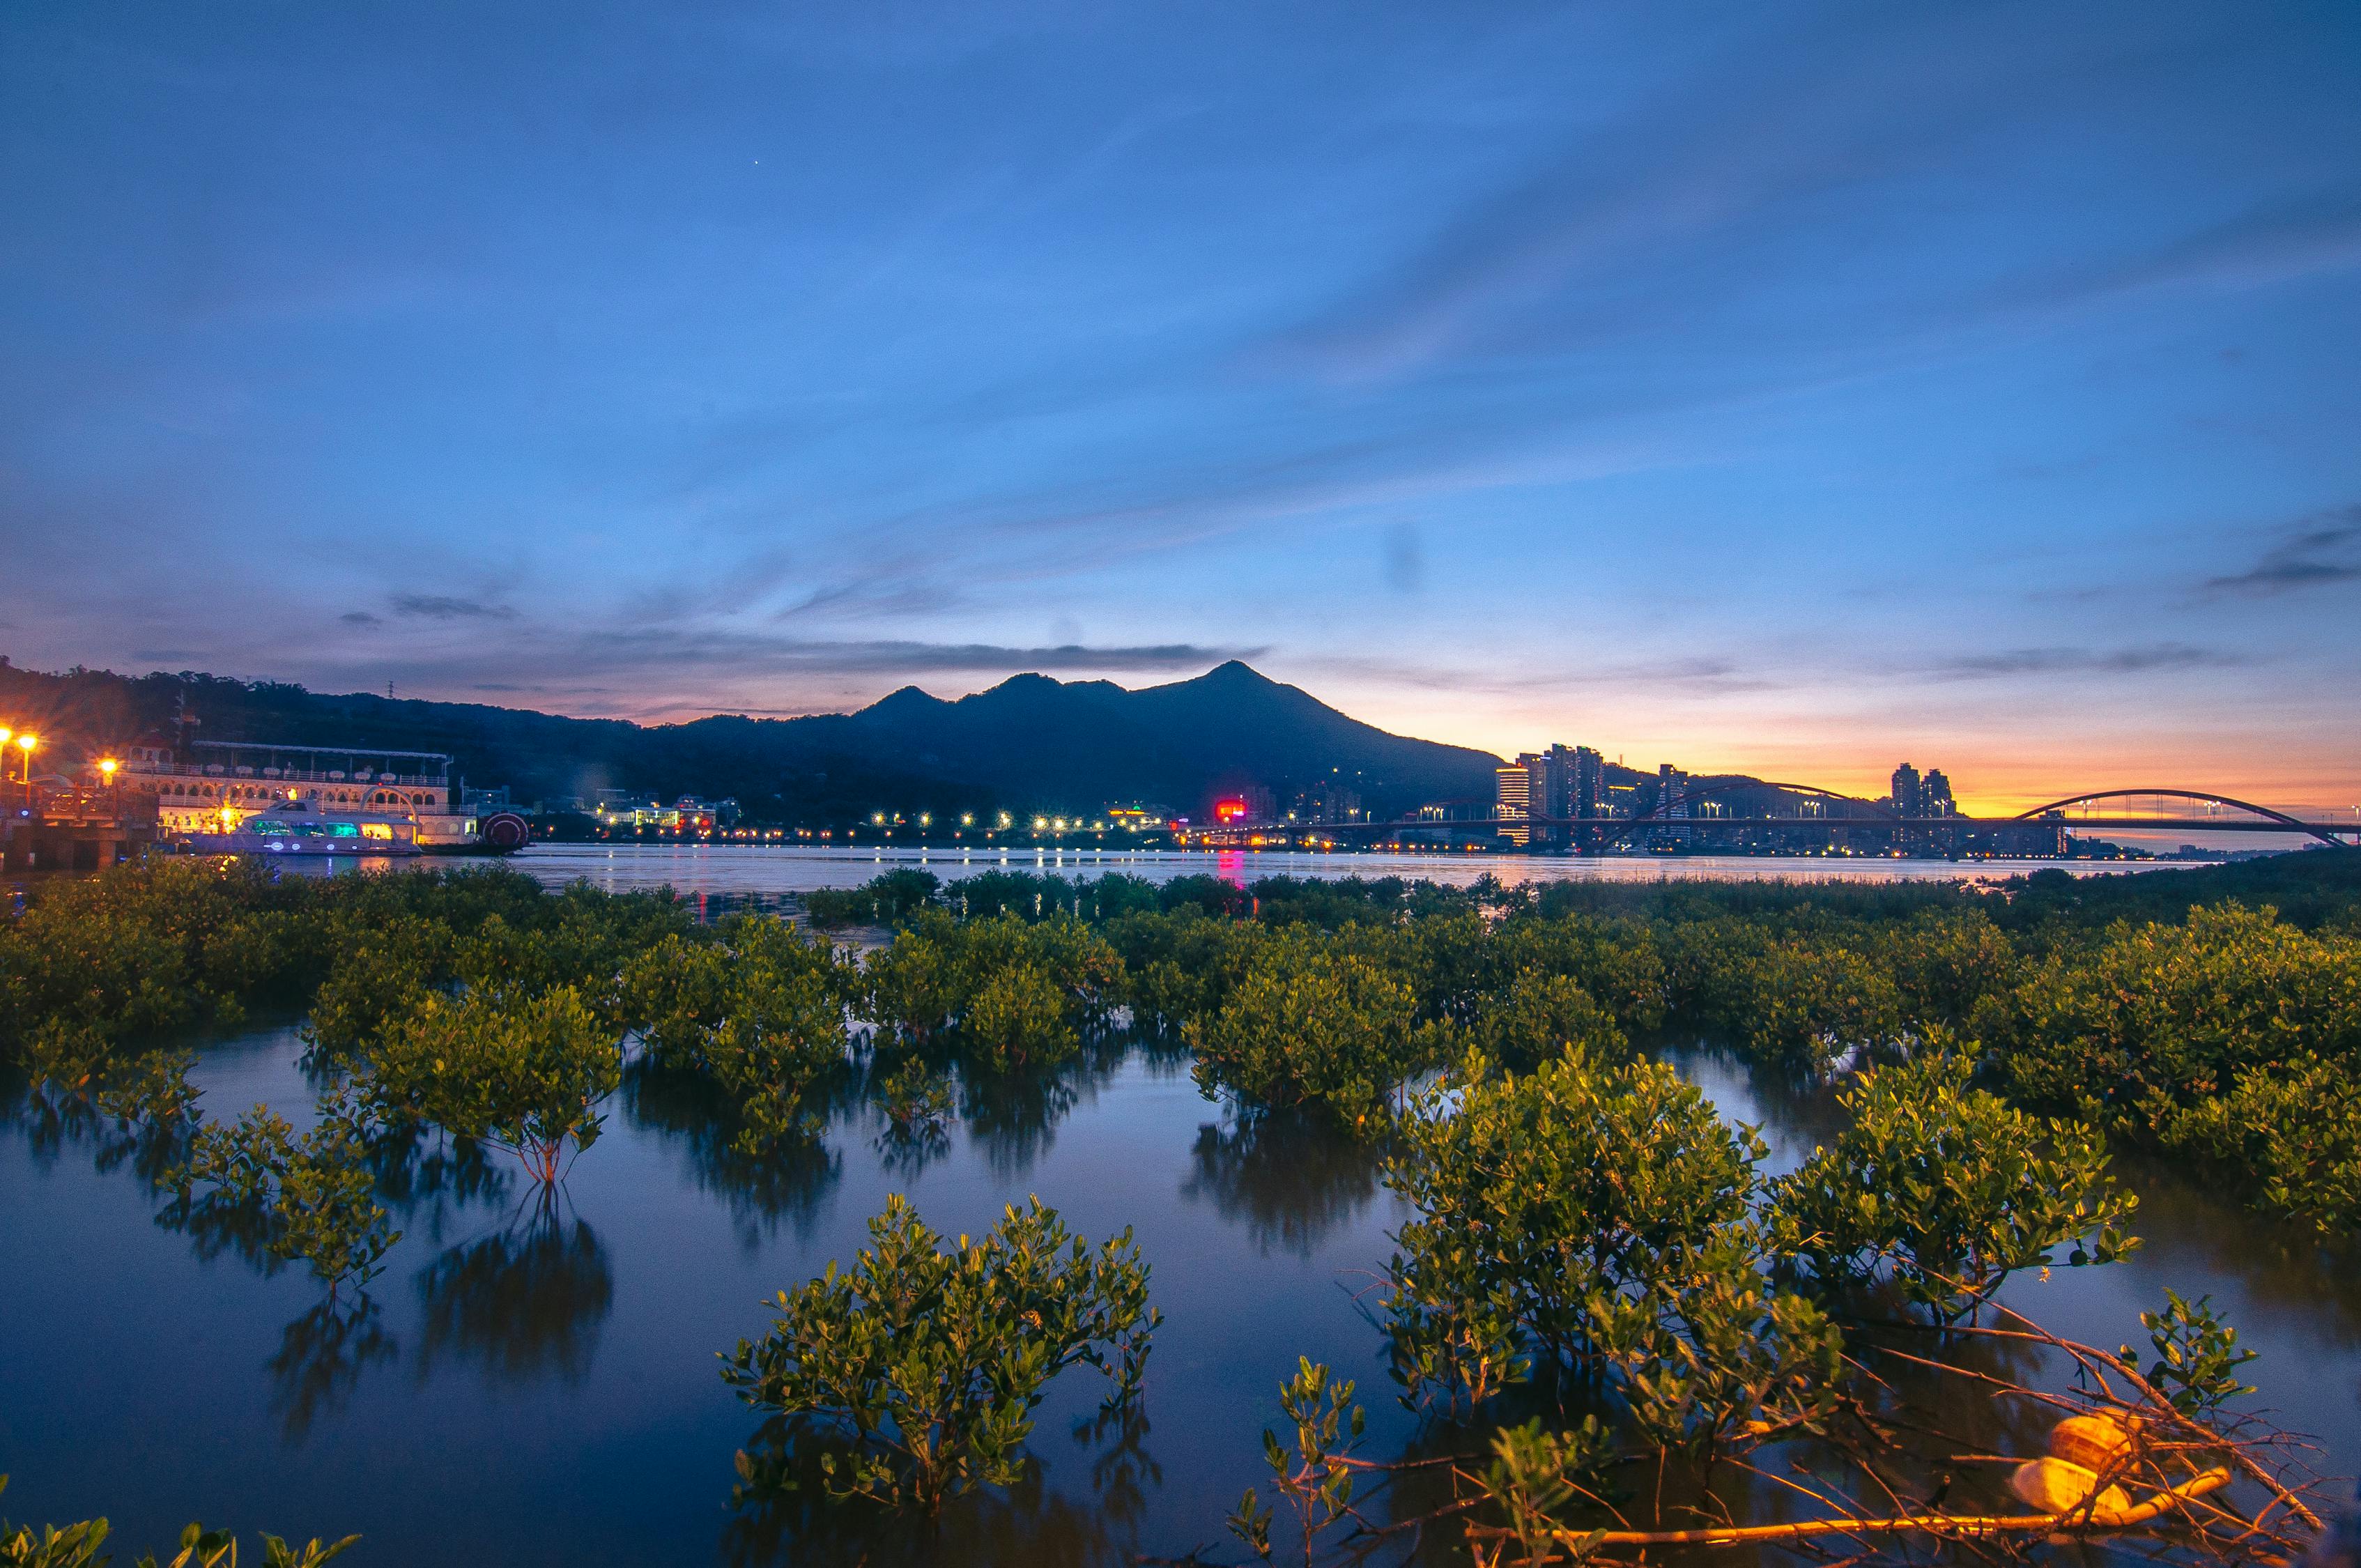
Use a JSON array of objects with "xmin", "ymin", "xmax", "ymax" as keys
[
  {"xmin": 508, "ymin": 843, "xmax": 2190, "ymax": 898},
  {"xmin": 2, "ymin": 1021, "xmax": 2349, "ymax": 1565}
]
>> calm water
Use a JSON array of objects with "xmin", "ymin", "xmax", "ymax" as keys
[
  {"xmin": 506, "ymin": 843, "xmax": 2190, "ymax": 898},
  {"xmin": 3, "ymin": 1027, "xmax": 2351, "ymax": 1565}
]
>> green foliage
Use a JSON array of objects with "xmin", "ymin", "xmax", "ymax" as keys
[
  {"xmin": 362, "ymin": 986, "xmax": 620, "ymax": 1185},
  {"xmin": 872, "ymin": 1056, "xmax": 956, "ymax": 1128},
  {"xmin": 171, "ymin": 1084, "xmax": 401, "ymax": 1292},
  {"xmin": 1771, "ymin": 1046, "xmax": 2138, "ymax": 1319},
  {"xmin": 1679, "ymin": 924, "xmax": 1907, "ymax": 1070},
  {"xmin": 1187, "ymin": 934, "xmax": 1430, "ymax": 1121},
  {"xmin": 1226, "ymin": 1359, "xmax": 1367, "ymax": 1565},
  {"xmin": 720, "ymin": 1194, "xmax": 1159, "ymax": 1515},
  {"xmin": 1491, "ymin": 915, "xmax": 1669, "ymax": 1034},
  {"xmin": 2147, "ymin": 1052, "xmax": 2361, "ymax": 1234},
  {"xmin": 625, "ymin": 914, "xmax": 854, "ymax": 1153},
  {"xmin": 0, "ymin": 1479, "xmax": 355, "ymax": 1568},
  {"xmin": 1102, "ymin": 907, "xmax": 1266, "ymax": 1031},
  {"xmin": 2132, "ymin": 1289, "xmax": 2258, "ymax": 1417},
  {"xmin": 1465, "ymin": 971, "xmax": 1626, "ymax": 1075},
  {"xmin": 859, "ymin": 910, "xmax": 1121, "ymax": 1070},
  {"xmin": 1385, "ymin": 1045, "xmax": 1838, "ymax": 1447},
  {"xmin": 22, "ymin": 1023, "xmax": 200, "ymax": 1130},
  {"xmin": 960, "ymin": 964, "xmax": 1072, "ymax": 1073},
  {"xmin": 1584, "ymin": 1224, "xmax": 1846, "ymax": 1451},
  {"xmin": 299, "ymin": 917, "xmax": 455, "ymax": 1065},
  {"xmin": 1983, "ymin": 902, "xmax": 2361, "ymax": 1122},
  {"xmin": 803, "ymin": 869, "xmax": 940, "ymax": 929},
  {"xmin": 0, "ymin": 859, "xmax": 314, "ymax": 1056},
  {"xmin": 1477, "ymin": 1417, "xmax": 1612, "ymax": 1567}
]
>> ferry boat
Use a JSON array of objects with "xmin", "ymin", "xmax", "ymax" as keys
[{"xmin": 123, "ymin": 739, "xmax": 496, "ymax": 855}]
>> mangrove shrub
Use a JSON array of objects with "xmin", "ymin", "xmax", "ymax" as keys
[{"xmin": 721, "ymin": 1194, "xmax": 1159, "ymax": 1514}]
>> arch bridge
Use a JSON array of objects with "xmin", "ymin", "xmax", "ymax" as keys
[{"xmin": 1319, "ymin": 782, "xmax": 2360, "ymax": 849}]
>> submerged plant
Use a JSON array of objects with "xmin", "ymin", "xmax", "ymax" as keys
[
  {"xmin": 1227, "ymin": 1359, "xmax": 1366, "ymax": 1565},
  {"xmin": 1385, "ymin": 1045, "xmax": 1799, "ymax": 1420},
  {"xmin": 22, "ymin": 1020, "xmax": 201, "ymax": 1131},
  {"xmin": 1769, "ymin": 1043, "xmax": 2139, "ymax": 1321},
  {"xmin": 169, "ymin": 1083, "xmax": 401, "ymax": 1293},
  {"xmin": 362, "ymin": 986, "xmax": 620, "ymax": 1185},
  {"xmin": 0, "ymin": 1477, "xmax": 357, "ymax": 1568},
  {"xmin": 2133, "ymin": 1289, "xmax": 2259, "ymax": 1417},
  {"xmin": 720, "ymin": 1194, "xmax": 1158, "ymax": 1515},
  {"xmin": 626, "ymin": 916, "xmax": 855, "ymax": 1153}
]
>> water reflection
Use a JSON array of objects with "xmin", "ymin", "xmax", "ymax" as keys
[
  {"xmin": 625, "ymin": 1059, "xmax": 844, "ymax": 1250},
  {"xmin": 369, "ymin": 1123, "xmax": 514, "ymax": 1247},
  {"xmin": 4, "ymin": 1069, "xmax": 192, "ymax": 1190},
  {"xmin": 960, "ymin": 1040, "xmax": 1129, "ymax": 1182},
  {"xmin": 268, "ymin": 1297, "xmax": 397, "ymax": 1443},
  {"xmin": 864, "ymin": 1054, "xmax": 958, "ymax": 1181},
  {"xmin": 2110, "ymin": 1151, "xmax": 2361, "ymax": 1353},
  {"xmin": 415, "ymin": 1212, "xmax": 615, "ymax": 1388},
  {"xmin": 1070, "ymin": 1404, "xmax": 1162, "ymax": 1536},
  {"xmin": 721, "ymin": 1445, "xmax": 1144, "ymax": 1568},
  {"xmin": 1180, "ymin": 1109, "xmax": 1385, "ymax": 1259}
]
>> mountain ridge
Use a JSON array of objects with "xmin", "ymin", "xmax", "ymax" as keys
[{"xmin": 0, "ymin": 657, "xmax": 1506, "ymax": 821}]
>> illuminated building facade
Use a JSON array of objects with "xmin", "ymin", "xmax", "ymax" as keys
[{"xmin": 123, "ymin": 740, "xmax": 478, "ymax": 849}]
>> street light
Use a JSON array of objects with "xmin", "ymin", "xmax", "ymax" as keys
[
  {"xmin": 99, "ymin": 758, "xmax": 120, "ymax": 815},
  {"xmin": 14, "ymin": 733, "xmax": 36, "ymax": 812}
]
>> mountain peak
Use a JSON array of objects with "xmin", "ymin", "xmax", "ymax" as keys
[{"xmin": 860, "ymin": 685, "xmax": 950, "ymax": 721}]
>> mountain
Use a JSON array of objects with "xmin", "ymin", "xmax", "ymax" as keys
[{"xmin": 0, "ymin": 657, "xmax": 1505, "ymax": 822}]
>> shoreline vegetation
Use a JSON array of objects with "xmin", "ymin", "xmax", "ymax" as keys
[{"xmin": 2, "ymin": 852, "xmax": 2355, "ymax": 1565}]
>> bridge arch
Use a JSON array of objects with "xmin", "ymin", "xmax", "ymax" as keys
[{"xmin": 2012, "ymin": 788, "xmax": 2350, "ymax": 849}]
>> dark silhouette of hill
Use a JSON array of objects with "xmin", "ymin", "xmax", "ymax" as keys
[{"xmin": 0, "ymin": 656, "xmax": 1504, "ymax": 822}]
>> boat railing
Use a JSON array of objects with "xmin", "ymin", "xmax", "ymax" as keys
[{"xmin": 125, "ymin": 764, "xmax": 448, "ymax": 787}]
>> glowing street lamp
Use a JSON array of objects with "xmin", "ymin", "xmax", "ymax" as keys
[
  {"xmin": 98, "ymin": 757, "xmax": 120, "ymax": 815},
  {"xmin": 14, "ymin": 732, "xmax": 36, "ymax": 810}
]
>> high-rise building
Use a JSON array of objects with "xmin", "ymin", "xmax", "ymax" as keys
[
  {"xmin": 1891, "ymin": 762, "xmax": 1923, "ymax": 818},
  {"xmin": 1571, "ymin": 745, "xmax": 1605, "ymax": 817},
  {"xmin": 1495, "ymin": 762, "xmax": 1532, "ymax": 846},
  {"xmin": 1923, "ymin": 769, "xmax": 1955, "ymax": 817},
  {"xmin": 1656, "ymin": 763, "xmax": 1691, "ymax": 817}
]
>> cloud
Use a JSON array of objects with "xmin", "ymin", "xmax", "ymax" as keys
[
  {"xmin": 1300, "ymin": 652, "xmax": 1781, "ymax": 698},
  {"xmin": 2054, "ymin": 197, "xmax": 2361, "ymax": 307},
  {"xmin": 576, "ymin": 633, "xmax": 1263, "ymax": 677},
  {"xmin": 339, "ymin": 610, "xmax": 383, "ymax": 626},
  {"xmin": 390, "ymin": 594, "xmax": 519, "ymax": 621},
  {"xmin": 290, "ymin": 630, "xmax": 1271, "ymax": 707},
  {"xmin": 2203, "ymin": 507, "xmax": 2361, "ymax": 597},
  {"xmin": 1925, "ymin": 643, "xmax": 2243, "ymax": 680}
]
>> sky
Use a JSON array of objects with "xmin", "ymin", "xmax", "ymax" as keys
[{"xmin": 3, "ymin": 1, "xmax": 2358, "ymax": 812}]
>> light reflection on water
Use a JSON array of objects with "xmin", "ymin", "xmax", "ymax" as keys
[
  {"xmin": 509, "ymin": 843, "xmax": 2190, "ymax": 898},
  {"xmin": 1, "ymin": 1031, "xmax": 2350, "ymax": 1566}
]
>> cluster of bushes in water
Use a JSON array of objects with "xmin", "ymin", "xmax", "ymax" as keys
[{"xmin": 1, "ymin": 852, "xmax": 2354, "ymax": 1560}]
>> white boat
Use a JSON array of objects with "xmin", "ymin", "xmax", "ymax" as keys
[{"xmin": 176, "ymin": 809, "xmax": 423, "ymax": 856}]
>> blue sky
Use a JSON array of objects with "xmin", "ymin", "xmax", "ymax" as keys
[{"xmin": 3, "ymin": 1, "xmax": 2358, "ymax": 806}]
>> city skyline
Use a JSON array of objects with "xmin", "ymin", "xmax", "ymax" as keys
[{"xmin": 3, "ymin": 2, "xmax": 2358, "ymax": 809}]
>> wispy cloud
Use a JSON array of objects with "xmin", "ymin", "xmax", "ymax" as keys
[
  {"xmin": 576, "ymin": 633, "xmax": 1263, "ymax": 676},
  {"xmin": 2204, "ymin": 506, "xmax": 2361, "ymax": 597},
  {"xmin": 1300, "ymin": 652, "xmax": 1782, "ymax": 698},
  {"xmin": 390, "ymin": 594, "xmax": 520, "ymax": 621},
  {"xmin": 1925, "ymin": 643, "xmax": 2244, "ymax": 680}
]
